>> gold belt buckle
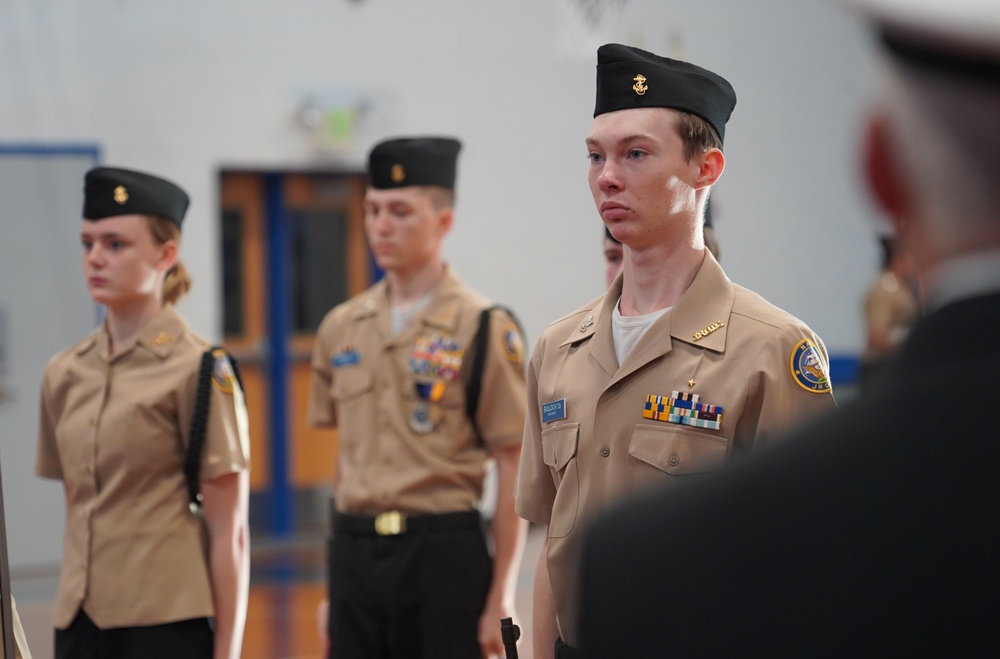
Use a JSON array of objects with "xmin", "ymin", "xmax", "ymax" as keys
[{"xmin": 374, "ymin": 511, "xmax": 406, "ymax": 536}]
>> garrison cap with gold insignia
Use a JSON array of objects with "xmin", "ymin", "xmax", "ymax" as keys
[
  {"xmin": 83, "ymin": 166, "xmax": 190, "ymax": 227},
  {"xmin": 594, "ymin": 43, "xmax": 737, "ymax": 144},
  {"xmin": 367, "ymin": 136, "xmax": 462, "ymax": 190}
]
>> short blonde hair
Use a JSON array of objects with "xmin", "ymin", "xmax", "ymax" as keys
[{"xmin": 675, "ymin": 112, "xmax": 723, "ymax": 162}]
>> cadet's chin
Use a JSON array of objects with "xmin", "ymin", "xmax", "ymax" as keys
[
  {"xmin": 372, "ymin": 254, "xmax": 397, "ymax": 270},
  {"xmin": 86, "ymin": 286, "xmax": 116, "ymax": 307}
]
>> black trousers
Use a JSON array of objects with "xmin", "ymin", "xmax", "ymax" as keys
[
  {"xmin": 556, "ymin": 636, "xmax": 582, "ymax": 659},
  {"xmin": 328, "ymin": 513, "xmax": 492, "ymax": 659},
  {"xmin": 55, "ymin": 609, "xmax": 213, "ymax": 659}
]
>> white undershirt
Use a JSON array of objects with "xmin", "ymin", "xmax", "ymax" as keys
[
  {"xmin": 390, "ymin": 291, "xmax": 435, "ymax": 335},
  {"xmin": 612, "ymin": 298, "xmax": 671, "ymax": 365}
]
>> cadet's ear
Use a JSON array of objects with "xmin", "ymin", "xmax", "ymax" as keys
[
  {"xmin": 864, "ymin": 114, "xmax": 908, "ymax": 223},
  {"xmin": 695, "ymin": 149, "xmax": 725, "ymax": 189},
  {"xmin": 437, "ymin": 206, "xmax": 454, "ymax": 237},
  {"xmin": 156, "ymin": 238, "xmax": 179, "ymax": 273}
]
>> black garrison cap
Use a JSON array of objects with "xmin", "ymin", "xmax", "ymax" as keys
[
  {"xmin": 594, "ymin": 44, "xmax": 737, "ymax": 144},
  {"xmin": 367, "ymin": 137, "xmax": 462, "ymax": 190},
  {"xmin": 83, "ymin": 166, "xmax": 190, "ymax": 227}
]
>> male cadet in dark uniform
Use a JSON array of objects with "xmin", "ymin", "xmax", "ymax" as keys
[
  {"xmin": 308, "ymin": 137, "xmax": 528, "ymax": 659},
  {"xmin": 578, "ymin": 2, "xmax": 1000, "ymax": 656},
  {"xmin": 515, "ymin": 44, "xmax": 838, "ymax": 659}
]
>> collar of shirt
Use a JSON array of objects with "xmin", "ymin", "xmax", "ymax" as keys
[
  {"xmin": 559, "ymin": 251, "xmax": 736, "ymax": 378},
  {"xmin": 350, "ymin": 265, "xmax": 472, "ymax": 344},
  {"xmin": 76, "ymin": 306, "xmax": 186, "ymax": 363}
]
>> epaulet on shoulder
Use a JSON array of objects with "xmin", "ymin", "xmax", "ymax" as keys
[
  {"xmin": 61, "ymin": 329, "xmax": 100, "ymax": 359},
  {"xmin": 730, "ymin": 284, "xmax": 810, "ymax": 332},
  {"xmin": 326, "ymin": 291, "xmax": 371, "ymax": 322},
  {"xmin": 467, "ymin": 287, "xmax": 492, "ymax": 312},
  {"xmin": 45, "ymin": 342, "xmax": 79, "ymax": 372},
  {"xmin": 544, "ymin": 293, "xmax": 605, "ymax": 330},
  {"xmin": 484, "ymin": 301, "xmax": 516, "ymax": 322},
  {"xmin": 43, "ymin": 329, "xmax": 99, "ymax": 382},
  {"xmin": 71, "ymin": 330, "xmax": 99, "ymax": 352}
]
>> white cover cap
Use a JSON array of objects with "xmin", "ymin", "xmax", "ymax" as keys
[{"xmin": 843, "ymin": 0, "xmax": 1000, "ymax": 58}]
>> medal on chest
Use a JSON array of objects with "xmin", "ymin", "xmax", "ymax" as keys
[
  {"xmin": 643, "ymin": 390, "xmax": 724, "ymax": 431},
  {"xmin": 408, "ymin": 334, "xmax": 465, "ymax": 434}
]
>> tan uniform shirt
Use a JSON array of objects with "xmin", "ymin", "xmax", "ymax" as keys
[
  {"xmin": 308, "ymin": 267, "xmax": 527, "ymax": 514},
  {"xmin": 516, "ymin": 252, "xmax": 837, "ymax": 646},
  {"xmin": 36, "ymin": 306, "xmax": 251, "ymax": 630}
]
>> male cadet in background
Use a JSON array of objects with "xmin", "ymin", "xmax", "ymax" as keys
[
  {"xmin": 516, "ymin": 44, "xmax": 837, "ymax": 659},
  {"xmin": 578, "ymin": 1, "xmax": 1000, "ymax": 656},
  {"xmin": 602, "ymin": 227, "xmax": 623, "ymax": 288},
  {"xmin": 603, "ymin": 199, "xmax": 719, "ymax": 289},
  {"xmin": 308, "ymin": 136, "xmax": 528, "ymax": 659},
  {"xmin": 859, "ymin": 232, "xmax": 919, "ymax": 385},
  {"xmin": 702, "ymin": 196, "xmax": 721, "ymax": 261}
]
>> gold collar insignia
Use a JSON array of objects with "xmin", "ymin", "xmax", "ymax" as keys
[{"xmin": 692, "ymin": 321, "xmax": 725, "ymax": 341}]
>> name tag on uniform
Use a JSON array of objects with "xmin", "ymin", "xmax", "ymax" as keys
[
  {"xmin": 333, "ymin": 350, "xmax": 361, "ymax": 367},
  {"xmin": 542, "ymin": 398, "xmax": 567, "ymax": 424}
]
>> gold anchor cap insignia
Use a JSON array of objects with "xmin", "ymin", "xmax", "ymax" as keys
[
  {"xmin": 632, "ymin": 74, "xmax": 648, "ymax": 96},
  {"xmin": 113, "ymin": 185, "xmax": 129, "ymax": 205},
  {"xmin": 580, "ymin": 315, "xmax": 595, "ymax": 332},
  {"xmin": 390, "ymin": 164, "xmax": 406, "ymax": 183}
]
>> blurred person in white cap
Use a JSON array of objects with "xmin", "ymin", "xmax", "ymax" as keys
[{"xmin": 577, "ymin": 1, "xmax": 1000, "ymax": 656}]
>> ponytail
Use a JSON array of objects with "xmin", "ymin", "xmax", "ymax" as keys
[
  {"xmin": 146, "ymin": 215, "xmax": 193, "ymax": 305},
  {"xmin": 163, "ymin": 260, "xmax": 193, "ymax": 305}
]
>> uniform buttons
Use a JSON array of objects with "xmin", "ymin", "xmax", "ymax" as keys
[
  {"xmin": 668, "ymin": 454, "xmax": 679, "ymax": 467},
  {"xmin": 610, "ymin": 383, "xmax": 620, "ymax": 392},
  {"xmin": 600, "ymin": 446, "xmax": 610, "ymax": 458}
]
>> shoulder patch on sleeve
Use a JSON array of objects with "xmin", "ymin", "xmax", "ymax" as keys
[
  {"xmin": 211, "ymin": 348, "xmax": 237, "ymax": 394},
  {"xmin": 500, "ymin": 321, "xmax": 525, "ymax": 365},
  {"xmin": 789, "ymin": 338, "xmax": 832, "ymax": 393}
]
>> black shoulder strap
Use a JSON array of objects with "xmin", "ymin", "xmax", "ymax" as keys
[
  {"xmin": 185, "ymin": 346, "xmax": 243, "ymax": 514},
  {"xmin": 466, "ymin": 305, "xmax": 523, "ymax": 444}
]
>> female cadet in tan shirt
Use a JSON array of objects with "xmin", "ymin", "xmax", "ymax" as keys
[{"xmin": 35, "ymin": 167, "xmax": 251, "ymax": 659}]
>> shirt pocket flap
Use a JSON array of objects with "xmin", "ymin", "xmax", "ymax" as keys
[
  {"xmin": 331, "ymin": 367, "xmax": 375, "ymax": 402},
  {"xmin": 541, "ymin": 423, "xmax": 580, "ymax": 472},
  {"xmin": 629, "ymin": 424, "xmax": 728, "ymax": 475}
]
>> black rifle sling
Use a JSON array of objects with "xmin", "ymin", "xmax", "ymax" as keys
[
  {"xmin": 465, "ymin": 305, "xmax": 522, "ymax": 445},
  {"xmin": 185, "ymin": 347, "xmax": 243, "ymax": 514}
]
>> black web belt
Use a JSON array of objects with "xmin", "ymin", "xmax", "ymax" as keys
[{"xmin": 333, "ymin": 510, "xmax": 481, "ymax": 537}]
